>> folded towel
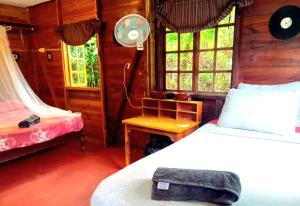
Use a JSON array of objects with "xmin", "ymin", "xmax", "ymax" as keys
[
  {"xmin": 152, "ymin": 167, "xmax": 241, "ymax": 205},
  {"xmin": 18, "ymin": 115, "xmax": 40, "ymax": 128}
]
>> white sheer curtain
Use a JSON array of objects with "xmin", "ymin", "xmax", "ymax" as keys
[{"xmin": 0, "ymin": 26, "xmax": 79, "ymax": 128}]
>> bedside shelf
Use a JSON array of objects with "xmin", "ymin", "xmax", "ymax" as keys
[
  {"xmin": 142, "ymin": 98, "xmax": 202, "ymax": 123},
  {"xmin": 177, "ymin": 110, "xmax": 197, "ymax": 114}
]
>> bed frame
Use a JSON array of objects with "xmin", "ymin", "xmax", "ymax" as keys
[{"xmin": 0, "ymin": 129, "xmax": 85, "ymax": 164}]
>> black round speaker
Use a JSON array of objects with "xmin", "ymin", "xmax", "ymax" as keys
[{"xmin": 269, "ymin": 5, "xmax": 300, "ymax": 40}]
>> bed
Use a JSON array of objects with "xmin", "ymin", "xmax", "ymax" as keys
[
  {"xmin": 91, "ymin": 122, "xmax": 300, "ymax": 206},
  {"xmin": 0, "ymin": 102, "xmax": 84, "ymax": 163},
  {"xmin": 0, "ymin": 26, "xmax": 84, "ymax": 163}
]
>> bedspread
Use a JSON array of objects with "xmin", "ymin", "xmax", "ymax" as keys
[
  {"xmin": 0, "ymin": 112, "xmax": 83, "ymax": 152},
  {"xmin": 91, "ymin": 123, "xmax": 300, "ymax": 206}
]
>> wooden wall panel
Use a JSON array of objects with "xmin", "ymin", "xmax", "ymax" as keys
[
  {"xmin": 0, "ymin": 4, "xmax": 29, "ymax": 23},
  {"xmin": 60, "ymin": 0, "xmax": 97, "ymax": 24},
  {"xmin": 66, "ymin": 90, "xmax": 105, "ymax": 143},
  {"xmin": 0, "ymin": 5, "xmax": 36, "ymax": 91},
  {"xmin": 238, "ymin": 0, "xmax": 300, "ymax": 84},
  {"xmin": 29, "ymin": 1, "xmax": 64, "ymax": 108},
  {"xmin": 102, "ymin": 0, "xmax": 146, "ymax": 145},
  {"xmin": 28, "ymin": 1, "xmax": 105, "ymax": 144}
]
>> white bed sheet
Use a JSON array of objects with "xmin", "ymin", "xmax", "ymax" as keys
[{"xmin": 91, "ymin": 124, "xmax": 300, "ymax": 206}]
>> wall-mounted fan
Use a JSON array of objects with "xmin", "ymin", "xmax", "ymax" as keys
[{"xmin": 114, "ymin": 14, "xmax": 150, "ymax": 50}]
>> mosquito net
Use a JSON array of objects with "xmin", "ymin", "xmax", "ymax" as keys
[{"xmin": 0, "ymin": 26, "xmax": 79, "ymax": 128}]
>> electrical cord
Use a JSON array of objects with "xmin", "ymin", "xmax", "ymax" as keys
[{"xmin": 123, "ymin": 62, "xmax": 142, "ymax": 109}]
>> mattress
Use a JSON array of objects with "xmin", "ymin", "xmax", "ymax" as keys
[
  {"xmin": 91, "ymin": 123, "xmax": 300, "ymax": 206},
  {"xmin": 0, "ymin": 106, "xmax": 83, "ymax": 152}
]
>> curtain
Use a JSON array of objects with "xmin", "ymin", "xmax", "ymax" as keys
[
  {"xmin": 57, "ymin": 19, "xmax": 102, "ymax": 46},
  {"xmin": 155, "ymin": 0, "xmax": 253, "ymax": 33}
]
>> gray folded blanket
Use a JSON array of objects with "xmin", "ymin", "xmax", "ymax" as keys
[{"xmin": 152, "ymin": 167, "xmax": 241, "ymax": 205}]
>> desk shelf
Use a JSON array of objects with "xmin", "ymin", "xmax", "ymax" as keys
[
  {"xmin": 142, "ymin": 98, "xmax": 158, "ymax": 108},
  {"xmin": 142, "ymin": 98, "xmax": 202, "ymax": 123},
  {"xmin": 123, "ymin": 99, "xmax": 203, "ymax": 165},
  {"xmin": 142, "ymin": 107, "xmax": 158, "ymax": 117}
]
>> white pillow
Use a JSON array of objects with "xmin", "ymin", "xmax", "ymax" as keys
[
  {"xmin": 218, "ymin": 89, "xmax": 299, "ymax": 135},
  {"xmin": 238, "ymin": 82, "xmax": 300, "ymax": 91},
  {"xmin": 238, "ymin": 82, "xmax": 300, "ymax": 125}
]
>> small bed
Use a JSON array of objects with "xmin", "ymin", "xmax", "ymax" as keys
[
  {"xmin": 91, "ymin": 122, "xmax": 300, "ymax": 206},
  {"xmin": 0, "ymin": 26, "xmax": 84, "ymax": 163},
  {"xmin": 0, "ymin": 102, "xmax": 84, "ymax": 163}
]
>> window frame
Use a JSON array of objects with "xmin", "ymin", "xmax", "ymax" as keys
[
  {"xmin": 67, "ymin": 45, "xmax": 88, "ymax": 87},
  {"xmin": 161, "ymin": 8, "xmax": 239, "ymax": 95},
  {"xmin": 62, "ymin": 34, "xmax": 102, "ymax": 90}
]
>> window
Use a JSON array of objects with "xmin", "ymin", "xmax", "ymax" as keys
[
  {"xmin": 164, "ymin": 9, "xmax": 236, "ymax": 93},
  {"xmin": 65, "ymin": 35, "xmax": 100, "ymax": 88}
]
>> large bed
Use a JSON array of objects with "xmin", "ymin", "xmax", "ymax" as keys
[{"xmin": 91, "ymin": 122, "xmax": 300, "ymax": 206}]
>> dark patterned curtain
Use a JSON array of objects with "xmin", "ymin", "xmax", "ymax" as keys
[
  {"xmin": 57, "ymin": 19, "xmax": 102, "ymax": 46},
  {"xmin": 155, "ymin": 0, "xmax": 253, "ymax": 33}
]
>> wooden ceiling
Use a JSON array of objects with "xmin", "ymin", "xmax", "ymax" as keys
[{"xmin": 0, "ymin": 0, "xmax": 50, "ymax": 8}]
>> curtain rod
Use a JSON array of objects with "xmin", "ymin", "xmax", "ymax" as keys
[
  {"xmin": 3, "ymin": 25, "xmax": 35, "ymax": 31},
  {"xmin": 4, "ymin": 26, "xmax": 12, "ymax": 31},
  {"xmin": 0, "ymin": 21, "xmax": 36, "ymax": 31},
  {"xmin": 12, "ymin": 48, "xmax": 60, "ymax": 53}
]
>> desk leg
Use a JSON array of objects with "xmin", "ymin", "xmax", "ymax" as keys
[{"xmin": 124, "ymin": 124, "xmax": 130, "ymax": 166}]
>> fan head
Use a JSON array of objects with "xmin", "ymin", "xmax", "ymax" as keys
[{"xmin": 114, "ymin": 14, "xmax": 150, "ymax": 50}]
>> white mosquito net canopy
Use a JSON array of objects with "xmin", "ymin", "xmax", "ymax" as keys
[{"xmin": 0, "ymin": 26, "xmax": 79, "ymax": 128}]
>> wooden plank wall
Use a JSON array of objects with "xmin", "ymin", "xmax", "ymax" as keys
[
  {"xmin": 238, "ymin": 0, "xmax": 300, "ymax": 84},
  {"xmin": 102, "ymin": 0, "xmax": 146, "ymax": 146},
  {"xmin": 60, "ymin": 0, "xmax": 97, "ymax": 24},
  {"xmin": 29, "ymin": 2, "xmax": 64, "ymax": 107},
  {"xmin": 0, "ymin": 4, "xmax": 37, "ymax": 91},
  {"xmin": 57, "ymin": 0, "xmax": 105, "ymax": 144},
  {"xmin": 0, "ymin": 4, "xmax": 29, "ymax": 23},
  {"xmin": 26, "ymin": 0, "xmax": 105, "ymax": 144}
]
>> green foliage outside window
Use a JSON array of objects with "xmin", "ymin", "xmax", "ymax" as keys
[
  {"xmin": 68, "ymin": 36, "xmax": 100, "ymax": 88},
  {"xmin": 165, "ymin": 8, "xmax": 235, "ymax": 93}
]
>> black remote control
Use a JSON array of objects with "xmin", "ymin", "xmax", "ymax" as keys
[{"xmin": 18, "ymin": 115, "xmax": 41, "ymax": 128}]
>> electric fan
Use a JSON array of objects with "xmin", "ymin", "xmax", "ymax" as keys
[{"xmin": 114, "ymin": 14, "xmax": 150, "ymax": 50}]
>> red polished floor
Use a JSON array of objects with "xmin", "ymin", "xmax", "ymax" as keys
[{"xmin": 0, "ymin": 139, "xmax": 142, "ymax": 206}]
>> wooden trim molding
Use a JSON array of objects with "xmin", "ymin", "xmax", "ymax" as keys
[
  {"xmin": 65, "ymin": 87, "xmax": 100, "ymax": 92},
  {"xmin": 231, "ymin": 6, "xmax": 241, "ymax": 88}
]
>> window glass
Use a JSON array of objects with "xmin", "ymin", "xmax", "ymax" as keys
[
  {"xmin": 180, "ymin": 52, "xmax": 193, "ymax": 71},
  {"xmin": 200, "ymin": 28, "xmax": 215, "ymax": 49},
  {"xmin": 215, "ymin": 73, "xmax": 231, "ymax": 92},
  {"xmin": 166, "ymin": 53, "xmax": 178, "ymax": 71},
  {"xmin": 199, "ymin": 51, "xmax": 214, "ymax": 71},
  {"xmin": 166, "ymin": 33, "xmax": 178, "ymax": 51},
  {"xmin": 217, "ymin": 26, "xmax": 234, "ymax": 48},
  {"xmin": 216, "ymin": 50, "xmax": 233, "ymax": 71},
  {"xmin": 67, "ymin": 36, "xmax": 100, "ymax": 88},
  {"xmin": 218, "ymin": 9, "xmax": 235, "ymax": 25},
  {"xmin": 164, "ymin": 8, "xmax": 235, "ymax": 93},
  {"xmin": 180, "ymin": 33, "xmax": 193, "ymax": 50},
  {"xmin": 198, "ymin": 73, "xmax": 213, "ymax": 92},
  {"xmin": 179, "ymin": 73, "xmax": 193, "ymax": 90},
  {"xmin": 166, "ymin": 73, "xmax": 178, "ymax": 90}
]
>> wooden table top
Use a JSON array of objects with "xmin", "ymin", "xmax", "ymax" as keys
[{"xmin": 122, "ymin": 116, "xmax": 199, "ymax": 133}]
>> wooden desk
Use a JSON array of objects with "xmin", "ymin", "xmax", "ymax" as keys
[{"xmin": 122, "ymin": 116, "xmax": 199, "ymax": 165}]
